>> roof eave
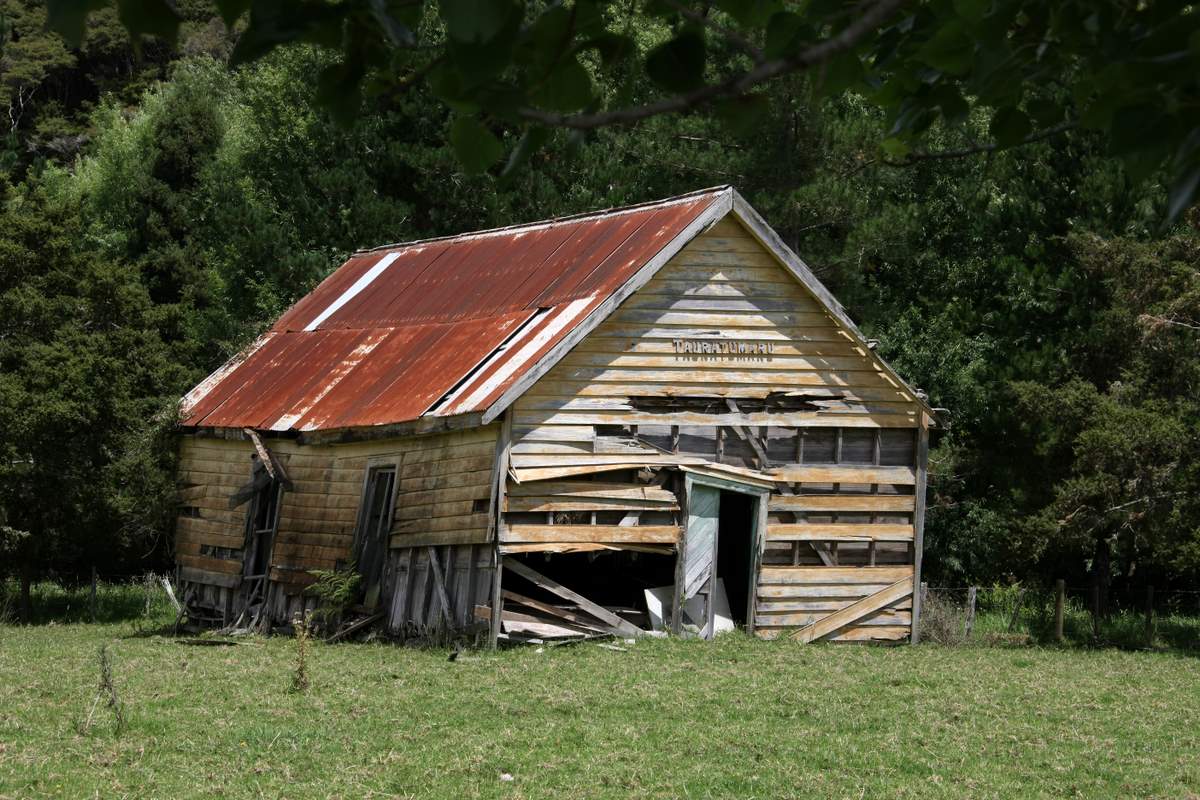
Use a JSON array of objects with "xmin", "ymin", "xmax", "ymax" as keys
[{"xmin": 180, "ymin": 411, "xmax": 486, "ymax": 445}]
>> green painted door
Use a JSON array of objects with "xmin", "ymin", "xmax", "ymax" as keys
[{"xmin": 682, "ymin": 480, "xmax": 720, "ymax": 637}]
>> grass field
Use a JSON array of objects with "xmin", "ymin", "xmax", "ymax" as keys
[{"xmin": 1, "ymin": 587, "xmax": 1198, "ymax": 799}]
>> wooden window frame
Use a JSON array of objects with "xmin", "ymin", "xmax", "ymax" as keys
[
  {"xmin": 352, "ymin": 456, "xmax": 401, "ymax": 610},
  {"xmin": 353, "ymin": 457, "xmax": 401, "ymax": 564}
]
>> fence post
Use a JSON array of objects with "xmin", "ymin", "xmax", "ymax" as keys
[
  {"xmin": 963, "ymin": 586, "xmax": 977, "ymax": 640},
  {"xmin": 911, "ymin": 581, "xmax": 928, "ymax": 645},
  {"xmin": 1054, "ymin": 579, "xmax": 1065, "ymax": 643},
  {"xmin": 90, "ymin": 566, "xmax": 98, "ymax": 623},
  {"xmin": 1144, "ymin": 585, "xmax": 1155, "ymax": 648},
  {"xmin": 1007, "ymin": 587, "xmax": 1025, "ymax": 633}
]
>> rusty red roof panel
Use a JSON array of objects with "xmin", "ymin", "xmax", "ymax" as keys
[{"xmin": 180, "ymin": 188, "xmax": 725, "ymax": 431}]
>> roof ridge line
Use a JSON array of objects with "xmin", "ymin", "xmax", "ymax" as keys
[{"xmin": 352, "ymin": 186, "xmax": 731, "ymax": 257}]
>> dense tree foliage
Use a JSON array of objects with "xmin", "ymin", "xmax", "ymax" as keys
[
  {"xmin": 34, "ymin": 0, "xmax": 1200, "ymax": 220},
  {"xmin": 1, "ymin": 4, "xmax": 1197, "ymax": 617}
]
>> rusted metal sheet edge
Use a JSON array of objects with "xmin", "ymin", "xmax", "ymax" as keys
[
  {"xmin": 352, "ymin": 186, "xmax": 731, "ymax": 257},
  {"xmin": 179, "ymin": 331, "xmax": 275, "ymax": 419},
  {"xmin": 182, "ymin": 411, "xmax": 485, "ymax": 445}
]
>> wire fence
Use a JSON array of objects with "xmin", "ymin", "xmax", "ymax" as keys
[
  {"xmin": 0, "ymin": 570, "xmax": 178, "ymax": 626},
  {"xmin": 919, "ymin": 583, "xmax": 1200, "ymax": 651}
]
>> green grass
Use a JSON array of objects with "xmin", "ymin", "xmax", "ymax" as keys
[{"xmin": 1, "ymin": 590, "xmax": 1199, "ymax": 799}]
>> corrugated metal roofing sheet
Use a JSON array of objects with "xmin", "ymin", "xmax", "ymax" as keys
[{"xmin": 180, "ymin": 188, "xmax": 726, "ymax": 432}]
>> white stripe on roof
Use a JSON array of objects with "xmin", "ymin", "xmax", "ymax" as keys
[{"xmin": 303, "ymin": 251, "xmax": 402, "ymax": 332}]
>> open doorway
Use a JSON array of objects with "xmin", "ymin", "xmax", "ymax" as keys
[
  {"xmin": 716, "ymin": 490, "xmax": 756, "ymax": 627},
  {"xmin": 677, "ymin": 471, "xmax": 767, "ymax": 638}
]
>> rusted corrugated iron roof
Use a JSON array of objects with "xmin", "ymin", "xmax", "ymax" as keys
[{"xmin": 180, "ymin": 188, "xmax": 727, "ymax": 432}]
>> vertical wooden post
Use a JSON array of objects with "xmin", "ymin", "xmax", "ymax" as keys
[
  {"xmin": 90, "ymin": 566, "xmax": 98, "ymax": 623},
  {"xmin": 910, "ymin": 423, "xmax": 930, "ymax": 644},
  {"xmin": 1054, "ymin": 579, "xmax": 1065, "ymax": 643},
  {"xmin": 1144, "ymin": 584, "xmax": 1155, "ymax": 648},
  {"xmin": 487, "ymin": 411, "xmax": 512, "ymax": 649},
  {"xmin": 746, "ymin": 492, "xmax": 768, "ymax": 637},
  {"xmin": 488, "ymin": 553, "xmax": 504, "ymax": 648},
  {"xmin": 963, "ymin": 586, "xmax": 977, "ymax": 639},
  {"xmin": 1007, "ymin": 587, "xmax": 1025, "ymax": 633},
  {"xmin": 671, "ymin": 477, "xmax": 688, "ymax": 637}
]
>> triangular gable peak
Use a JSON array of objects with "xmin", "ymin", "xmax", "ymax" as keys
[{"xmin": 484, "ymin": 189, "xmax": 933, "ymax": 428}]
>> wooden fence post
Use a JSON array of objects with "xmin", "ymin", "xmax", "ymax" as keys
[
  {"xmin": 1144, "ymin": 585, "xmax": 1155, "ymax": 648},
  {"xmin": 912, "ymin": 582, "xmax": 928, "ymax": 645},
  {"xmin": 963, "ymin": 586, "xmax": 977, "ymax": 639},
  {"xmin": 1054, "ymin": 579, "xmax": 1065, "ymax": 643},
  {"xmin": 1007, "ymin": 587, "xmax": 1025, "ymax": 633}
]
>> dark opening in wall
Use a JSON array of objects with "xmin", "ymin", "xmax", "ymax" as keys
[
  {"xmin": 716, "ymin": 491, "xmax": 756, "ymax": 626},
  {"xmin": 627, "ymin": 392, "xmax": 826, "ymax": 414},
  {"xmin": 506, "ymin": 550, "xmax": 677, "ymax": 626}
]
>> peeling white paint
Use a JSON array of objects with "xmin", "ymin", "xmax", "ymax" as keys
[
  {"xmin": 271, "ymin": 329, "xmax": 392, "ymax": 431},
  {"xmin": 303, "ymin": 252, "xmax": 401, "ymax": 332}
]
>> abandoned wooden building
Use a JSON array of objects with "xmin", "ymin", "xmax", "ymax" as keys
[{"xmin": 173, "ymin": 186, "xmax": 937, "ymax": 644}]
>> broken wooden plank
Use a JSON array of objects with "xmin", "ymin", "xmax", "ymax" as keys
[
  {"xmin": 325, "ymin": 612, "xmax": 384, "ymax": 643},
  {"xmin": 505, "ymin": 497, "xmax": 678, "ymax": 513},
  {"xmin": 427, "ymin": 546, "xmax": 454, "ymax": 628},
  {"xmin": 241, "ymin": 428, "xmax": 294, "ymax": 490},
  {"xmin": 501, "ymin": 590, "xmax": 613, "ymax": 634},
  {"xmin": 502, "ymin": 557, "xmax": 644, "ymax": 637},
  {"xmin": 500, "ymin": 525, "xmax": 681, "ymax": 544},
  {"xmin": 507, "ymin": 481, "xmax": 677, "ymax": 502},
  {"xmin": 498, "ymin": 542, "xmax": 675, "ymax": 555},
  {"xmin": 791, "ymin": 576, "xmax": 914, "ymax": 643},
  {"xmin": 724, "ymin": 399, "xmax": 770, "ymax": 467},
  {"xmin": 227, "ymin": 467, "xmax": 272, "ymax": 509},
  {"xmin": 503, "ymin": 619, "xmax": 589, "ymax": 638},
  {"xmin": 511, "ymin": 459, "xmax": 703, "ymax": 482},
  {"xmin": 765, "ymin": 524, "xmax": 914, "ymax": 542}
]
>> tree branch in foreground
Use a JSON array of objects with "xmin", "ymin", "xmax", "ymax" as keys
[
  {"xmin": 518, "ymin": 0, "xmax": 908, "ymax": 129},
  {"xmin": 883, "ymin": 121, "xmax": 1076, "ymax": 166}
]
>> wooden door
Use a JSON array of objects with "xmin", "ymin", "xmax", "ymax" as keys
[{"xmin": 679, "ymin": 481, "xmax": 720, "ymax": 638}]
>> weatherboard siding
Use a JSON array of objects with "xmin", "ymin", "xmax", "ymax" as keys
[
  {"xmin": 175, "ymin": 425, "xmax": 499, "ymax": 595},
  {"xmin": 506, "ymin": 213, "xmax": 920, "ymax": 641},
  {"xmin": 510, "ymin": 216, "xmax": 920, "ymax": 457}
]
